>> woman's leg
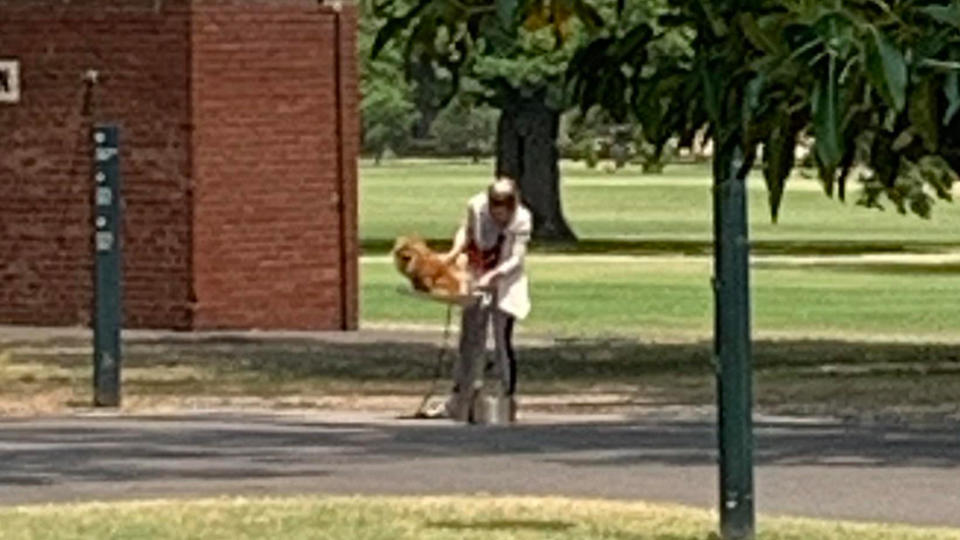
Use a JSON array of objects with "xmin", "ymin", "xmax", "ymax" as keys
[
  {"xmin": 492, "ymin": 310, "xmax": 518, "ymax": 422},
  {"xmin": 492, "ymin": 310, "xmax": 517, "ymax": 397},
  {"xmin": 448, "ymin": 301, "xmax": 488, "ymax": 420}
]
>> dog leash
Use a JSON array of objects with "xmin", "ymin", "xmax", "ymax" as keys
[{"xmin": 413, "ymin": 302, "xmax": 455, "ymax": 417}]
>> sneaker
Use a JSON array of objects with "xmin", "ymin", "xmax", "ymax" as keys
[{"xmin": 421, "ymin": 400, "xmax": 451, "ymax": 419}]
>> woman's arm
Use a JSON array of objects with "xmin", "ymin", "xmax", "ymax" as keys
[
  {"xmin": 443, "ymin": 207, "xmax": 472, "ymax": 263},
  {"xmin": 448, "ymin": 224, "xmax": 467, "ymax": 256},
  {"xmin": 477, "ymin": 219, "xmax": 531, "ymax": 287}
]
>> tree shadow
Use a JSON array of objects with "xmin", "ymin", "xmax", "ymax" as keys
[
  {"xmin": 754, "ymin": 261, "xmax": 960, "ymax": 275},
  {"xmin": 427, "ymin": 519, "xmax": 573, "ymax": 532},
  {"xmin": 0, "ymin": 409, "xmax": 958, "ymax": 513},
  {"xmin": 1, "ymin": 412, "xmax": 958, "ymax": 489},
  {"xmin": 362, "ymin": 237, "xmax": 960, "ymax": 257},
  {"xmin": 5, "ymin": 335, "xmax": 960, "ymax": 422},
  {"xmin": 15, "ymin": 334, "xmax": 960, "ymax": 378}
]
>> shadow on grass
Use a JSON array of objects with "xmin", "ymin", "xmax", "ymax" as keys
[
  {"xmin": 123, "ymin": 335, "xmax": 960, "ymax": 378},
  {"xmin": 427, "ymin": 519, "xmax": 574, "ymax": 532},
  {"xmin": 5, "ymin": 335, "xmax": 960, "ymax": 418},
  {"xmin": 11, "ymin": 335, "xmax": 960, "ymax": 383},
  {"xmin": 753, "ymin": 261, "xmax": 960, "ymax": 275},
  {"xmin": 362, "ymin": 237, "xmax": 960, "ymax": 257}
]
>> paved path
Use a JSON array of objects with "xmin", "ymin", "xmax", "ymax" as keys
[{"xmin": 2, "ymin": 411, "xmax": 959, "ymax": 528}]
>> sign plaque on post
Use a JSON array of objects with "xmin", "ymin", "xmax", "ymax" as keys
[
  {"xmin": 0, "ymin": 59, "xmax": 20, "ymax": 104},
  {"xmin": 92, "ymin": 125, "xmax": 123, "ymax": 407}
]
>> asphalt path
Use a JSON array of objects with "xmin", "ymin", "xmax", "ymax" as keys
[{"xmin": 1, "ymin": 411, "xmax": 959, "ymax": 528}]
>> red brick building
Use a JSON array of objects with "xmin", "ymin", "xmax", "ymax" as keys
[{"xmin": 0, "ymin": 0, "xmax": 359, "ymax": 330}]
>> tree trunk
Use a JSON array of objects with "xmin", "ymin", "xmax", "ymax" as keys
[
  {"xmin": 412, "ymin": 107, "xmax": 438, "ymax": 140},
  {"xmin": 495, "ymin": 97, "xmax": 576, "ymax": 242}
]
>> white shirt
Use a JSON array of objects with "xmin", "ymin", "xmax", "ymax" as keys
[{"xmin": 466, "ymin": 192, "xmax": 532, "ymax": 320}]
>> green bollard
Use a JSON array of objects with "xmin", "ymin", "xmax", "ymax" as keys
[
  {"xmin": 92, "ymin": 125, "xmax": 123, "ymax": 408},
  {"xmin": 713, "ymin": 146, "xmax": 755, "ymax": 539}
]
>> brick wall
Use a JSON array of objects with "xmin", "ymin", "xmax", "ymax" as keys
[
  {"xmin": 191, "ymin": 1, "xmax": 355, "ymax": 329},
  {"xmin": 0, "ymin": 0, "xmax": 194, "ymax": 328},
  {"xmin": 0, "ymin": 0, "xmax": 358, "ymax": 330},
  {"xmin": 336, "ymin": 4, "xmax": 360, "ymax": 331}
]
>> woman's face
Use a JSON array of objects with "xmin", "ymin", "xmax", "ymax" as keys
[{"xmin": 490, "ymin": 203, "xmax": 514, "ymax": 228}]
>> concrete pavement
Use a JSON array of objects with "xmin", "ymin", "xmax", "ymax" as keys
[{"xmin": 1, "ymin": 410, "xmax": 959, "ymax": 528}]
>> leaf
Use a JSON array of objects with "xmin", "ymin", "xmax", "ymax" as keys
[
  {"xmin": 695, "ymin": 0, "xmax": 728, "ymax": 37},
  {"xmin": 371, "ymin": 0, "xmax": 433, "ymax": 59},
  {"xmin": 523, "ymin": 7, "xmax": 549, "ymax": 31},
  {"xmin": 566, "ymin": 36, "xmax": 615, "ymax": 101},
  {"xmin": 909, "ymin": 79, "xmax": 939, "ymax": 152},
  {"xmin": 658, "ymin": 13, "xmax": 691, "ymax": 28},
  {"xmin": 570, "ymin": 0, "xmax": 605, "ymax": 30},
  {"xmin": 812, "ymin": 56, "xmax": 843, "ymax": 179},
  {"xmin": 738, "ymin": 13, "xmax": 780, "ymax": 55},
  {"xmin": 945, "ymin": 71, "xmax": 960, "ymax": 126},
  {"xmin": 892, "ymin": 130, "xmax": 914, "ymax": 152},
  {"xmin": 699, "ymin": 60, "xmax": 722, "ymax": 126},
  {"xmin": 918, "ymin": 58, "xmax": 960, "ymax": 71},
  {"xmin": 497, "ymin": 0, "xmax": 517, "ymax": 29},
  {"xmin": 836, "ymin": 141, "xmax": 856, "ymax": 202},
  {"xmin": 744, "ymin": 73, "xmax": 766, "ymax": 114},
  {"xmin": 870, "ymin": 130, "xmax": 900, "ymax": 188},
  {"xmin": 917, "ymin": 156, "xmax": 958, "ymax": 201},
  {"xmin": 864, "ymin": 27, "xmax": 908, "ymax": 111},
  {"xmin": 914, "ymin": 28, "xmax": 952, "ymax": 60},
  {"xmin": 919, "ymin": 3, "xmax": 960, "ymax": 30},
  {"xmin": 372, "ymin": 18, "xmax": 411, "ymax": 59},
  {"xmin": 762, "ymin": 117, "xmax": 798, "ymax": 222},
  {"xmin": 741, "ymin": 72, "xmax": 771, "ymax": 148},
  {"xmin": 618, "ymin": 23, "xmax": 654, "ymax": 55}
]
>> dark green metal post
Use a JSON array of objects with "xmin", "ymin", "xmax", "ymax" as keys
[
  {"xmin": 713, "ymin": 146, "xmax": 755, "ymax": 539},
  {"xmin": 92, "ymin": 125, "xmax": 122, "ymax": 407}
]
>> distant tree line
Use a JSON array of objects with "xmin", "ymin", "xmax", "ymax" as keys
[{"xmin": 359, "ymin": 0, "xmax": 683, "ymax": 172}]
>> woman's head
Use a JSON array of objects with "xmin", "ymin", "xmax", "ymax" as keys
[{"xmin": 488, "ymin": 177, "xmax": 519, "ymax": 227}]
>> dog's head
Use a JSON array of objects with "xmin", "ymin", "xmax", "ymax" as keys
[{"xmin": 392, "ymin": 235, "xmax": 430, "ymax": 276}]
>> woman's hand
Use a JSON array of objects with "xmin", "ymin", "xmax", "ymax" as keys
[
  {"xmin": 476, "ymin": 271, "xmax": 499, "ymax": 290},
  {"xmin": 440, "ymin": 250, "xmax": 459, "ymax": 266}
]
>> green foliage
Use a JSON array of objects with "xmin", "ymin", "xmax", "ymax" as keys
[
  {"xmin": 370, "ymin": 0, "xmax": 605, "ymax": 108},
  {"xmin": 362, "ymin": 0, "xmax": 605, "ymax": 159},
  {"xmin": 361, "ymin": 81, "xmax": 418, "ymax": 162},
  {"xmin": 558, "ymin": 107, "xmax": 608, "ymax": 167},
  {"xmin": 429, "ymin": 96, "xmax": 499, "ymax": 159},
  {"xmin": 359, "ymin": 0, "xmax": 419, "ymax": 160},
  {"xmin": 568, "ymin": 0, "xmax": 960, "ymax": 220},
  {"xmin": 559, "ymin": 107, "xmax": 677, "ymax": 172},
  {"xmin": 471, "ymin": 24, "xmax": 585, "ymax": 108}
]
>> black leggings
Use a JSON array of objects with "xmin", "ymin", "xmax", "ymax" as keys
[
  {"xmin": 503, "ymin": 316, "xmax": 517, "ymax": 395},
  {"xmin": 455, "ymin": 305, "xmax": 518, "ymax": 397},
  {"xmin": 485, "ymin": 314, "xmax": 517, "ymax": 396}
]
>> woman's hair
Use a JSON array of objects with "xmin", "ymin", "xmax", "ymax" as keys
[{"xmin": 488, "ymin": 177, "xmax": 519, "ymax": 209}]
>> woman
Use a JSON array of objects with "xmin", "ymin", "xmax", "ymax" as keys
[{"xmin": 430, "ymin": 177, "xmax": 532, "ymax": 422}]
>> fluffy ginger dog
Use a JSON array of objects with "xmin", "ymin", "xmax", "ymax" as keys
[{"xmin": 392, "ymin": 235, "xmax": 471, "ymax": 297}]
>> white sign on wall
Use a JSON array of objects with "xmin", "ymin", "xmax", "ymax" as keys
[{"xmin": 0, "ymin": 60, "xmax": 21, "ymax": 104}]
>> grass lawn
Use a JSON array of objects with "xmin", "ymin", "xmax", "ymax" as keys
[
  {"xmin": 3, "ymin": 323, "xmax": 960, "ymax": 420},
  {"xmin": 360, "ymin": 159, "xmax": 960, "ymax": 253},
  {"xmin": 363, "ymin": 256, "xmax": 960, "ymax": 341},
  {"xmin": 1, "ymin": 496, "xmax": 958, "ymax": 540},
  {"xmin": 3, "ymin": 160, "xmax": 959, "ymax": 419}
]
